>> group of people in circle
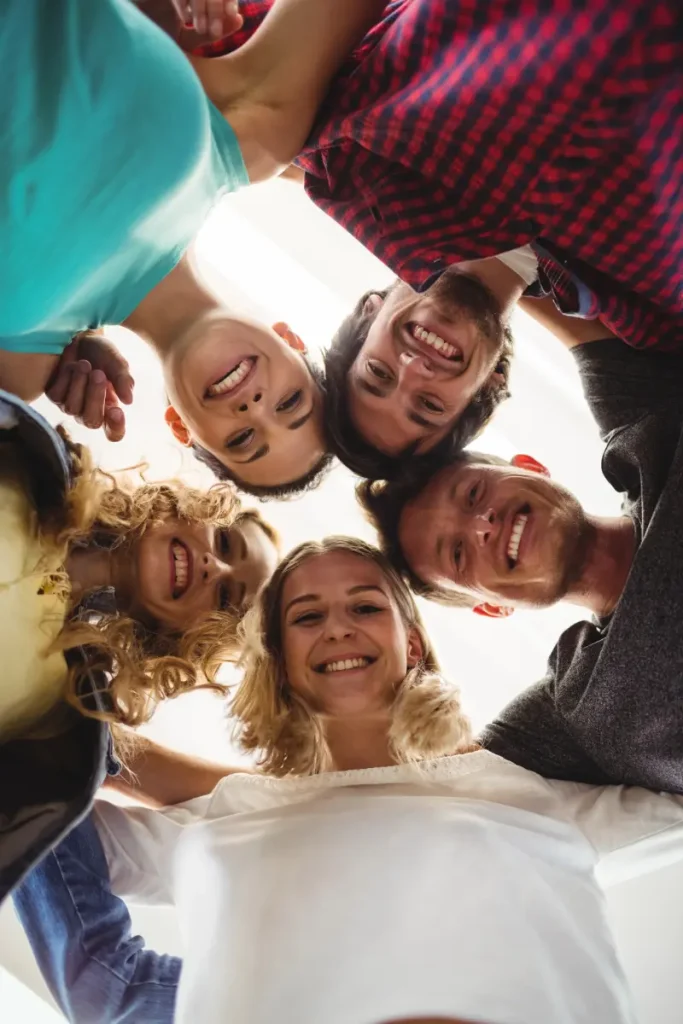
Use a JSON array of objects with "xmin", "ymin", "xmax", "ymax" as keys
[{"xmin": 1, "ymin": 1, "xmax": 682, "ymax": 1022}]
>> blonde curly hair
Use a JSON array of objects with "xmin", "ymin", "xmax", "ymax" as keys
[
  {"xmin": 49, "ymin": 430, "xmax": 277, "ymax": 729},
  {"xmin": 231, "ymin": 536, "xmax": 473, "ymax": 777}
]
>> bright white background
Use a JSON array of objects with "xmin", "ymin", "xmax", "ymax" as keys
[{"xmin": 1, "ymin": 180, "xmax": 682, "ymax": 1021}]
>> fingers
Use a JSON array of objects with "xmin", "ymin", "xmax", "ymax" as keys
[
  {"xmin": 103, "ymin": 384, "xmax": 126, "ymax": 443},
  {"xmin": 187, "ymin": 0, "xmax": 241, "ymax": 38}
]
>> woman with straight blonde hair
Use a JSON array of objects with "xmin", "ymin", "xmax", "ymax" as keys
[{"xmin": 13, "ymin": 536, "xmax": 683, "ymax": 1024}]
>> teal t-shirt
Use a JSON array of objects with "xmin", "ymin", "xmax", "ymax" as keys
[{"xmin": 0, "ymin": 0, "xmax": 249, "ymax": 355}]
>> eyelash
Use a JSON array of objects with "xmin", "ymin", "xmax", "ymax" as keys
[
  {"xmin": 291, "ymin": 603, "xmax": 384, "ymax": 625},
  {"xmin": 420, "ymin": 397, "xmax": 443, "ymax": 414},
  {"xmin": 276, "ymin": 389, "xmax": 302, "ymax": 413},
  {"xmin": 217, "ymin": 582, "xmax": 233, "ymax": 612},
  {"xmin": 368, "ymin": 362, "xmax": 392, "ymax": 382},
  {"xmin": 217, "ymin": 529, "xmax": 231, "ymax": 558},
  {"xmin": 227, "ymin": 428, "xmax": 254, "ymax": 450}
]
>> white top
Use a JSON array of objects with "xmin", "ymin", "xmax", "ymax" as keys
[
  {"xmin": 496, "ymin": 244, "xmax": 539, "ymax": 286},
  {"xmin": 95, "ymin": 751, "xmax": 683, "ymax": 1024}
]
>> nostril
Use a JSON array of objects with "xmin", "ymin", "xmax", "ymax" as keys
[
  {"xmin": 253, "ymin": 392, "xmax": 262, "ymax": 403},
  {"xmin": 238, "ymin": 403, "xmax": 247, "ymax": 412}
]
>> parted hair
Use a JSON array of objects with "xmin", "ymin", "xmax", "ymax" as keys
[{"xmin": 231, "ymin": 536, "xmax": 473, "ymax": 777}]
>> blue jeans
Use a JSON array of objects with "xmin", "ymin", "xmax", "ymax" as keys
[{"xmin": 12, "ymin": 813, "xmax": 180, "ymax": 1023}]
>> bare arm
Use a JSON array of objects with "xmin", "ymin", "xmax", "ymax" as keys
[
  {"xmin": 0, "ymin": 351, "xmax": 59, "ymax": 402},
  {"xmin": 191, "ymin": 0, "xmax": 387, "ymax": 181},
  {"xmin": 518, "ymin": 296, "xmax": 616, "ymax": 350},
  {"xmin": 104, "ymin": 734, "xmax": 250, "ymax": 807}
]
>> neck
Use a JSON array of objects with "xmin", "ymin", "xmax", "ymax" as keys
[
  {"xmin": 456, "ymin": 257, "xmax": 528, "ymax": 318},
  {"xmin": 64, "ymin": 544, "xmax": 114, "ymax": 610},
  {"xmin": 324, "ymin": 714, "xmax": 395, "ymax": 771},
  {"xmin": 123, "ymin": 253, "xmax": 220, "ymax": 357},
  {"xmin": 565, "ymin": 515, "xmax": 636, "ymax": 617}
]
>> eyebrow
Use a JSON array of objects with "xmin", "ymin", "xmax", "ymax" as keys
[
  {"xmin": 358, "ymin": 380, "xmax": 386, "ymax": 398},
  {"xmin": 284, "ymin": 584, "xmax": 386, "ymax": 616},
  {"xmin": 232, "ymin": 444, "xmax": 270, "ymax": 465},
  {"xmin": 359, "ymin": 380, "xmax": 437, "ymax": 430},
  {"xmin": 288, "ymin": 406, "xmax": 314, "ymax": 431}
]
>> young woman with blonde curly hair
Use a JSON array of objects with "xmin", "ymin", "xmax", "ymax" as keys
[
  {"xmin": 14, "ymin": 537, "xmax": 683, "ymax": 1024},
  {"xmin": 1, "ymin": 424, "xmax": 278, "ymax": 745}
]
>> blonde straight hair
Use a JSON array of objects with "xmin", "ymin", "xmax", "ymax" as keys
[{"xmin": 232, "ymin": 537, "xmax": 473, "ymax": 777}]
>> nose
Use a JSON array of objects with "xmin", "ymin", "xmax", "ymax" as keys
[
  {"xmin": 235, "ymin": 388, "xmax": 264, "ymax": 414},
  {"xmin": 323, "ymin": 609, "xmax": 355, "ymax": 642},
  {"xmin": 201, "ymin": 552, "xmax": 233, "ymax": 585},
  {"xmin": 473, "ymin": 507, "xmax": 497, "ymax": 547},
  {"xmin": 398, "ymin": 351, "xmax": 435, "ymax": 383}
]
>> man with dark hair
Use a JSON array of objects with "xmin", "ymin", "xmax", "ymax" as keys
[
  {"xmin": 324, "ymin": 260, "xmax": 518, "ymax": 479},
  {"xmin": 158, "ymin": 0, "xmax": 683, "ymax": 479},
  {"xmin": 361, "ymin": 302, "xmax": 683, "ymax": 791}
]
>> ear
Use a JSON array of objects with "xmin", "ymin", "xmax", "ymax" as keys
[
  {"xmin": 164, "ymin": 405, "xmax": 191, "ymax": 447},
  {"xmin": 406, "ymin": 627, "xmax": 425, "ymax": 668},
  {"xmin": 511, "ymin": 453, "xmax": 550, "ymax": 478},
  {"xmin": 272, "ymin": 321, "xmax": 306, "ymax": 353},
  {"xmin": 472, "ymin": 602, "xmax": 514, "ymax": 619},
  {"xmin": 363, "ymin": 292, "xmax": 385, "ymax": 317}
]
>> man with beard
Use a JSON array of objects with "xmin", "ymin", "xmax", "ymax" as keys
[{"xmin": 360, "ymin": 300, "xmax": 683, "ymax": 793}]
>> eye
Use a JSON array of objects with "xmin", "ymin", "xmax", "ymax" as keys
[
  {"xmin": 292, "ymin": 610, "xmax": 323, "ymax": 625},
  {"xmin": 453, "ymin": 541, "xmax": 463, "ymax": 571},
  {"xmin": 276, "ymin": 389, "xmax": 302, "ymax": 413},
  {"xmin": 467, "ymin": 480, "xmax": 483, "ymax": 508},
  {"xmin": 353, "ymin": 602, "xmax": 382, "ymax": 615},
  {"xmin": 217, "ymin": 581, "xmax": 233, "ymax": 613},
  {"xmin": 367, "ymin": 360, "xmax": 393, "ymax": 383},
  {"xmin": 420, "ymin": 396, "xmax": 444, "ymax": 415},
  {"xmin": 216, "ymin": 529, "xmax": 231, "ymax": 559},
  {"xmin": 226, "ymin": 428, "xmax": 254, "ymax": 451}
]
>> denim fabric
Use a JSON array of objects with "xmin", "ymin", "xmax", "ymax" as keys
[{"xmin": 13, "ymin": 813, "xmax": 180, "ymax": 1023}]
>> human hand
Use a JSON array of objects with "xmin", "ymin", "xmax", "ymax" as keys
[
  {"xmin": 171, "ymin": 0, "xmax": 243, "ymax": 38},
  {"xmin": 46, "ymin": 333, "xmax": 135, "ymax": 442}
]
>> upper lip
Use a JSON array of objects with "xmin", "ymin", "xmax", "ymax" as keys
[
  {"xmin": 402, "ymin": 318, "xmax": 467, "ymax": 370},
  {"xmin": 204, "ymin": 356, "xmax": 257, "ymax": 401},
  {"xmin": 312, "ymin": 653, "xmax": 377, "ymax": 673},
  {"xmin": 500, "ymin": 504, "xmax": 531, "ymax": 571},
  {"xmin": 170, "ymin": 538, "xmax": 193, "ymax": 599}
]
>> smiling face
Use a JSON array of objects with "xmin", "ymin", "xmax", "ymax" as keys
[
  {"xmin": 280, "ymin": 550, "xmax": 423, "ymax": 718},
  {"xmin": 114, "ymin": 513, "xmax": 279, "ymax": 631},
  {"xmin": 347, "ymin": 271, "xmax": 506, "ymax": 456},
  {"xmin": 163, "ymin": 315, "xmax": 326, "ymax": 489},
  {"xmin": 398, "ymin": 459, "xmax": 590, "ymax": 608}
]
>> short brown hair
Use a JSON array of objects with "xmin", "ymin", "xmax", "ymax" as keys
[
  {"xmin": 324, "ymin": 284, "xmax": 514, "ymax": 481},
  {"xmin": 357, "ymin": 452, "xmax": 508, "ymax": 606}
]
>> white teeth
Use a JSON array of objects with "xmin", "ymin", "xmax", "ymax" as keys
[
  {"xmin": 207, "ymin": 359, "xmax": 251, "ymax": 397},
  {"xmin": 411, "ymin": 323, "xmax": 458, "ymax": 360},
  {"xmin": 506, "ymin": 514, "xmax": 528, "ymax": 564},
  {"xmin": 172, "ymin": 541, "xmax": 189, "ymax": 594},
  {"xmin": 323, "ymin": 657, "xmax": 372, "ymax": 674}
]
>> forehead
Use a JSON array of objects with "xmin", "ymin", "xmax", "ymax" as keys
[
  {"xmin": 239, "ymin": 516, "xmax": 279, "ymax": 560},
  {"xmin": 282, "ymin": 550, "xmax": 388, "ymax": 600}
]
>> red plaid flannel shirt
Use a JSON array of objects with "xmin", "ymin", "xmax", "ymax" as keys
[{"xmin": 198, "ymin": 0, "xmax": 683, "ymax": 350}]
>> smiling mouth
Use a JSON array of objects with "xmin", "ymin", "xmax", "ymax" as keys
[
  {"xmin": 408, "ymin": 321, "xmax": 463, "ymax": 362},
  {"xmin": 506, "ymin": 504, "xmax": 531, "ymax": 569},
  {"xmin": 205, "ymin": 357, "xmax": 256, "ymax": 398},
  {"xmin": 313, "ymin": 656, "xmax": 377, "ymax": 674},
  {"xmin": 170, "ymin": 539, "xmax": 192, "ymax": 598}
]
